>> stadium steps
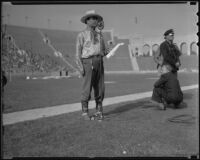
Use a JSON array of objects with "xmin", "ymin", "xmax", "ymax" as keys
[
  {"xmin": 128, "ymin": 44, "xmax": 139, "ymax": 71},
  {"xmin": 131, "ymin": 57, "xmax": 140, "ymax": 71},
  {"xmin": 104, "ymin": 37, "xmax": 133, "ymax": 71},
  {"xmin": 41, "ymin": 29, "xmax": 78, "ymax": 70}
]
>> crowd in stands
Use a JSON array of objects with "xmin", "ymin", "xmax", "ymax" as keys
[{"xmin": 2, "ymin": 34, "xmax": 68, "ymax": 75}]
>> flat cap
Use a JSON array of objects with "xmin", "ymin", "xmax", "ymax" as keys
[{"xmin": 164, "ymin": 29, "xmax": 174, "ymax": 36}]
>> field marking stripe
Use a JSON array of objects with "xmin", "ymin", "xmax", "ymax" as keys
[{"xmin": 3, "ymin": 84, "xmax": 198, "ymax": 125}]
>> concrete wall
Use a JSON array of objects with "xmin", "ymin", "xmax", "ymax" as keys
[{"xmin": 129, "ymin": 34, "xmax": 198, "ymax": 56}]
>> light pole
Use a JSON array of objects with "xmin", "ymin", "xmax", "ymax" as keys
[
  {"xmin": 68, "ymin": 20, "xmax": 72, "ymax": 30},
  {"xmin": 133, "ymin": 16, "xmax": 143, "ymax": 56},
  {"xmin": 132, "ymin": 16, "xmax": 138, "ymax": 56},
  {"xmin": 1, "ymin": 15, "xmax": 6, "ymax": 38},
  {"xmin": 7, "ymin": 14, "xmax": 10, "ymax": 25},
  {"xmin": 48, "ymin": 18, "xmax": 51, "ymax": 29},
  {"xmin": 7, "ymin": 35, "xmax": 13, "ymax": 81},
  {"xmin": 25, "ymin": 16, "xmax": 29, "ymax": 27}
]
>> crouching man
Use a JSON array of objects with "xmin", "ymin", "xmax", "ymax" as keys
[{"xmin": 151, "ymin": 65, "xmax": 183, "ymax": 110}]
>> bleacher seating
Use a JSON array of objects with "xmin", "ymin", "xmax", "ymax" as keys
[
  {"xmin": 4, "ymin": 25, "xmax": 117, "ymax": 73},
  {"xmin": 6, "ymin": 25, "xmax": 53, "ymax": 56},
  {"xmin": 5, "ymin": 25, "xmax": 68, "ymax": 73},
  {"xmin": 104, "ymin": 37, "xmax": 133, "ymax": 71},
  {"xmin": 3, "ymin": 25, "xmax": 198, "ymax": 74},
  {"xmin": 41, "ymin": 29, "xmax": 78, "ymax": 69}
]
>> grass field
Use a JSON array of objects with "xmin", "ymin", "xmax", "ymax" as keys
[
  {"xmin": 2, "ymin": 71, "xmax": 199, "ymax": 158},
  {"xmin": 3, "ymin": 72, "xmax": 198, "ymax": 113},
  {"xmin": 3, "ymin": 89, "xmax": 199, "ymax": 157}
]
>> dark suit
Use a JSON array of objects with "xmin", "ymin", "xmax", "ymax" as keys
[
  {"xmin": 160, "ymin": 40, "xmax": 182, "ymax": 74},
  {"xmin": 152, "ymin": 72, "xmax": 183, "ymax": 105}
]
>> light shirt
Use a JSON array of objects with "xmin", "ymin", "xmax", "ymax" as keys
[{"xmin": 76, "ymin": 29, "xmax": 106, "ymax": 59}]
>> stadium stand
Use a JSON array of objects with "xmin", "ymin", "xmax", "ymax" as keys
[
  {"xmin": 41, "ymin": 29, "xmax": 79, "ymax": 70},
  {"xmin": 6, "ymin": 25, "xmax": 53, "ymax": 56},
  {"xmin": 2, "ymin": 25, "xmax": 198, "ymax": 75},
  {"xmin": 104, "ymin": 36, "xmax": 133, "ymax": 71},
  {"xmin": 4, "ymin": 25, "xmax": 68, "ymax": 74}
]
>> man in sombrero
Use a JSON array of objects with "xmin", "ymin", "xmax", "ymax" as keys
[{"xmin": 76, "ymin": 10, "xmax": 109, "ymax": 121}]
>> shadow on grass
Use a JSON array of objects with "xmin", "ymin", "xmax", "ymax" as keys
[
  {"xmin": 104, "ymin": 100, "xmax": 151, "ymax": 117},
  {"xmin": 142, "ymin": 101, "xmax": 188, "ymax": 110},
  {"xmin": 104, "ymin": 98, "xmax": 189, "ymax": 118},
  {"xmin": 183, "ymin": 92, "xmax": 194, "ymax": 100},
  {"xmin": 172, "ymin": 102, "xmax": 188, "ymax": 109}
]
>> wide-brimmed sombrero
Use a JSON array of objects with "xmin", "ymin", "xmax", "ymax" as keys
[{"xmin": 81, "ymin": 10, "xmax": 103, "ymax": 24}]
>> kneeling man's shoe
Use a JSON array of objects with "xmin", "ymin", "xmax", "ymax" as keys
[{"xmin": 158, "ymin": 103, "xmax": 166, "ymax": 110}]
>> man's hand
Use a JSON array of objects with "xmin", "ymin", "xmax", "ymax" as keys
[{"xmin": 106, "ymin": 48, "xmax": 111, "ymax": 53}]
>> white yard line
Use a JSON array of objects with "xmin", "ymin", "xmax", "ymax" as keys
[
  {"xmin": 3, "ymin": 84, "xmax": 198, "ymax": 125},
  {"xmin": 146, "ymin": 77, "xmax": 159, "ymax": 79},
  {"xmin": 105, "ymin": 81, "xmax": 116, "ymax": 84}
]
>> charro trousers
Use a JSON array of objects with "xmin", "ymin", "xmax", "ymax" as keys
[{"xmin": 81, "ymin": 56, "xmax": 105, "ymax": 113}]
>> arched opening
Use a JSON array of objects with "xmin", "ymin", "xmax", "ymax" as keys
[
  {"xmin": 180, "ymin": 42, "xmax": 188, "ymax": 55},
  {"xmin": 152, "ymin": 44, "xmax": 159, "ymax": 56},
  {"xmin": 142, "ymin": 44, "xmax": 150, "ymax": 56},
  {"xmin": 190, "ymin": 42, "xmax": 198, "ymax": 56}
]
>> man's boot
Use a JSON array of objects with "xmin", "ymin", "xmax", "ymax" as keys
[
  {"xmin": 81, "ymin": 101, "xmax": 90, "ymax": 120},
  {"xmin": 92, "ymin": 102, "xmax": 104, "ymax": 121}
]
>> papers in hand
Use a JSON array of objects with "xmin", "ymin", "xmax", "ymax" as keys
[{"xmin": 106, "ymin": 43, "xmax": 124, "ymax": 59}]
